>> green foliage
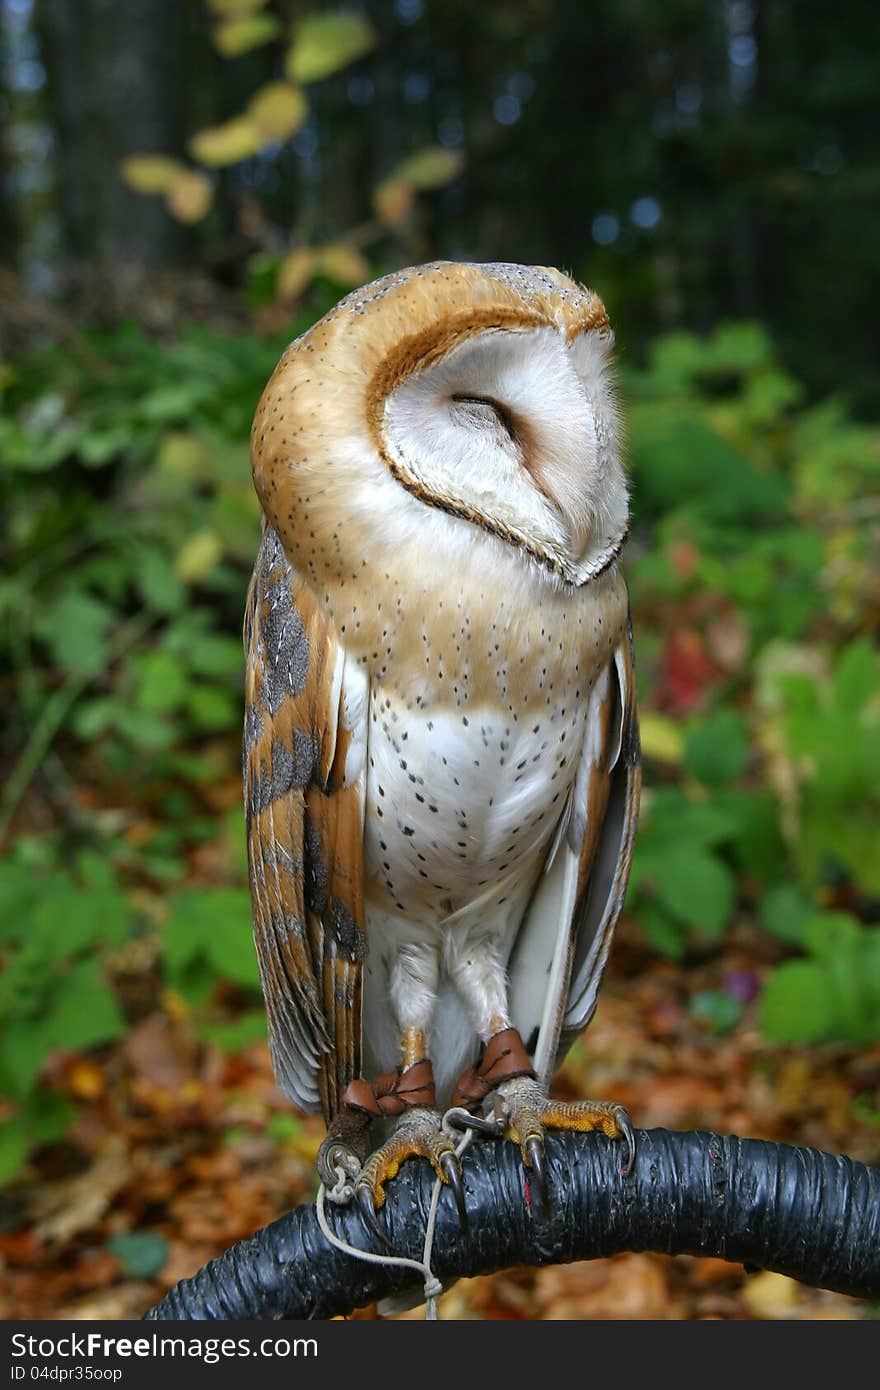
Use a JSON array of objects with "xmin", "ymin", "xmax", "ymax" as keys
[
  {"xmin": 625, "ymin": 322, "xmax": 880, "ymax": 1036},
  {"xmin": 689, "ymin": 990, "xmax": 743, "ymax": 1037},
  {"xmin": 1, "ymin": 320, "xmax": 296, "ymax": 842},
  {"xmin": 756, "ymin": 640, "xmax": 880, "ymax": 896},
  {"xmin": 106, "ymin": 1231, "xmax": 169, "ymax": 1279},
  {"xmin": 0, "ymin": 847, "xmax": 131, "ymax": 1185},
  {"xmin": 761, "ymin": 914, "xmax": 880, "ymax": 1045},
  {"xmin": 163, "ymin": 888, "xmax": 260, "ymax": 1005},
  {"xmin": 0, "ymin": 850, "xmax": 131, "ymax": 1097},
  {"xmin": 629, "ymin": 788, "xmax": 740, "ymax": 956}
]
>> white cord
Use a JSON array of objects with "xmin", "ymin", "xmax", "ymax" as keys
[{"xmin": 315, "ymin": 1111, "xmax": 483, "ymax": 1320}]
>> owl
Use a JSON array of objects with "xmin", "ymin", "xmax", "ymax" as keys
[{"xmin": 243, "ymin": 261, "xmax": 640, "ymax": 1232}]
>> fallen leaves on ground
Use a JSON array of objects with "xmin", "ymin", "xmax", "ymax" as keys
[{"xmin": 0, "ymin": 921, "xmax": 876, "ymax": 1321}]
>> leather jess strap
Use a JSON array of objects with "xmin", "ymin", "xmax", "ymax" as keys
[
  {"xmin": 341, "ymin": 1057, "xmax": 436, "ymax": 1119},
  {"xmin": 451, "ymin": 1027, "xmax": 536, "ymax": 1113}
]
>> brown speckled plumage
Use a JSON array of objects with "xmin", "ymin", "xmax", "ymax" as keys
[{"xmin": 243, "ymin": 261, "xmax": 640, "ymax": 1137}]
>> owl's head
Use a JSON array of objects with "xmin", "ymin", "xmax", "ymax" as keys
[{"xmin": 252, "ymin": 262, "xmax": 628, "ymax": 587}]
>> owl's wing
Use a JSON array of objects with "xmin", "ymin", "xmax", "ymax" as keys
[
  {"xmin": 243, "ymin": 527, "xmax": 368, "ymax": 1122},
  {"xmin": 507, "ymin": 614, "xmax": 640, "ymax": 1087}
]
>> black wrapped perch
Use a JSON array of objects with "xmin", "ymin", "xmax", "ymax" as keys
[{"xmin": 145, "ymin": 1128, "xmax": 880, "ymax": 1319}]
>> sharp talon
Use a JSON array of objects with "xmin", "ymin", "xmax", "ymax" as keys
[
  {"xmin": 356, "ymin": 1184, "xmax": 392, "ymax": 1250},
  {"xmin": 524, "ymin": 1135, "xmax": 548, "ymax": 1208},
  {"xmin": 440, "ymin": 1152, "xmax": 467, "ymax": 1227},
  {"xmin": 616, "ymin": 1108, "xmax": 636, "ymax": 1176}
]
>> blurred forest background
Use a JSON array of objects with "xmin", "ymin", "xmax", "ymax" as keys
[{"xmin": 1, "ymin": 0, "xmax": 879, "ymax": 1320}]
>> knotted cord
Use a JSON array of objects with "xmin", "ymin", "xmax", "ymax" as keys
[{"xmin": 315, "ymin": 1108, "xmax": 485, "ymax": 1319}]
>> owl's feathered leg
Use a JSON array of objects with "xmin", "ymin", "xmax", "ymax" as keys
[
  {"xmin": 319, "ymin": 938, "xmax": 467, "ymax": 1235},
  {"xmin": 332, "ymin": 1044, "xmax": 464, "ymax": 1237}
]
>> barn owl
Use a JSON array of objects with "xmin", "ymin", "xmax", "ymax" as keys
[{"xmin": 243, "ymin": 261, "xmax": 640, "ymax": 1233}]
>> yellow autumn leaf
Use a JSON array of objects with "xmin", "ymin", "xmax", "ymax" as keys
[
  {"xmin": 315, "ymin": 243, "xmax": 371, "ymax": 287},
  {"xmin": 247, "ymin": 82, "xmax": 308, "ymax": 141},
  {"xmin": 165, "ymin": 170, "xmax": 213, "ymax": 224},
  {"xmin": 290, "ymin": 1128, "xmax": 322, "ymax": 1163},
  {"xmin": 285, "ymin": 13, "xmax": 375, "ymax": 84},
  {"xmin": 741, "ymin": 1271, "xmax": 801, "ymax": 1319},
  {"xmin": 639, "ymin": 713, "xmax": 684, "ymax": 764},
  {"xmin": 190, "ymin": 118, "xmax": 260, "ymax": 166},
  {"xmin": 372, "ymin": 177, "xmax": 414, "ymax": 228},
  {"xmin": 213, "ymin": 13, "xmax": 279, "ymax": 57},
  {"xmin": 158, "ymin": 431, "xmax": 212, "ymax": 480},
  {"xmin": 119, "ymin": 155, "xmax": 186, "ymax": 195},
  {"xmin": 276, "ymin": 248, "xmax": 315, "ymax": 301},
  {"xmin": 206, "ymin": 0, "xmax": 266, "ymax": 16},
  {"xmin": 175, "ymin": 530, "xmax": 223, "ymax": 582},
  {"xmin": 393, "ymin": 146, "xmax": 464, "ymax": 190}
]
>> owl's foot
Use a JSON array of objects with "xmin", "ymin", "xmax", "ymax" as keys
[
  {"xmin": 356, "ymin": 1105, "xmax": 466, "ymax": 1238},
  {"xmin": 316, "ymin": 1059, "xmax": 465, "ymax": 1243},
  {"xmin": 495, "ymin": 1074, "xmax": 635, "ymax": 1206}
]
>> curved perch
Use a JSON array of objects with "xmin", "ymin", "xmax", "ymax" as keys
[{"xmin": 145, "ymin": 1127, "xmax": 880, "ymax": 1319}]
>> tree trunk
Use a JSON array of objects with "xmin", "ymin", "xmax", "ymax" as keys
[{"xmin": 36, "ymin": 0, "xmax": 190, "ymax": 279}]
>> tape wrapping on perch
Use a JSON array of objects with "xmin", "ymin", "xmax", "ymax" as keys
[{"xmin": 144, "ymin": 1127, "xmax": 880, "ymax": 1320}]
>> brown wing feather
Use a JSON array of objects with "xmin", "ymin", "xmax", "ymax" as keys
[{"xmin": 243, "ymin": 527, "xmax": 366, "ymax": 1121}]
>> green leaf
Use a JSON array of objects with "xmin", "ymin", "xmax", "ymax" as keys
[
  {"xmin": 27, "ymin": 1087, "xmax": 74, "ymax": 1143},
  {"xmin": 654, "ymin": 847, "xmax": 735, "ymax": 937},
  {"xmin": 629, "ymin": 406, "xmax": 788, "ymax": 525},
  {"xmin": 833, "ymin": 639, "xmax": 878, "ymax": 714},
  {"xmin": 185, "ymin": 632, "xmax": 242, "ymax": 677},
  {"xmin": 760, "ymin": 960, "xmax": 837, "ymax": 1043},
  {"xmin": 392, "ymin": 146, "xmax": 464, "ymax": 190},
  {"xmin": 759, "ymin": 884, "xmax": 813, "ymax": 946},
  {"xmin": 134, "ymin": 650, "xmax": 189, "ymax": 715},
  {"xmin": 639, "ymin": 904, "xmax": 686, "ymax": 959},
  {"xmin": 213, "ymin": 13, "xmax": 279, "ymax": 57},
  {"xmin": 175, "ymin": 530, "xmax": 223, "ymax": 583},
  {"xmin": 690, "ymin": 990, "xmax": 742, "ymax": 1035},
  {"xmin": 202, "ymin": 1010, "xmax": 267, "ymax": 1051},
  {"xmin": 803, "ymin": 911, "xmax": 862, "ymax": 960},
  {"xmin": 704, "ymin": 321, "xmax": 774, "ymax": 376},
  {"xmin": 75, "ymin": 850, "xmax": 118, "ymax": 892},
  {"xmin": 638, "ymin": 787, "xmax": 742, "ymax": 852},
  {"xmin": 721, "ymin": 790, "xmax": 788, "ymax": 879},
  {"xmin": 78, "ymin": 426, "xmax": 130, "ymax": 467},
  {"xmin": 35, "ymin": 590, "xmax": 113, "ymax": 676},
  {"xmin": 0, "ymin": 1115, "xmax": 30, "ymax": 1186},
  {"xmin": 0, "ymin": 1020, "xmax": 50, "ymax": 1094},
  {"xmin": 0, "ymin": 1087, "xmax": 75, "ymax": 1184},
  {"xmin": 32, "ymin": 884, "xmax": 130, "ymax": 955},
  {"xmin": 0, "ymin": 863, "xmax": 39, "ymax": 942},
  {"xmin": 266, "ymin": 1112, "xmax": 304, "ymax": 1143},
  {"xmin": 645, "ymin": 333, "xmax": 706, "ymax": 392},
  {"xmin": 164, "ymin": 889, "xmax": 257, "ymax": 991},
  {"xmin": 72, "ymin": 697, "xmax": 117, "ymax": 740},
  {"xmin": 185, "ymin": 683, "xmax": 238, "ymax": 731},
  {"xmin": 0, "ymin": 960, "xmax": 126, "ymax": 1088},
  {"xmin": 107, "ymin": 1231, "xmax": 169, "ymax": 1279},
  {"xmin": 684, "ymin": 711, "xmax": 749, "ymax": 787},
  {"xmin": 114, "ymin": 707, "xmax": 176, "ymax": 750},
  {"xmin": 135, "ymin": 547, "xmax": 186, "ymax": 614},
  {"xmin": 43, "ymin": 960, "xmax": 127, "ymax": 1054}
]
